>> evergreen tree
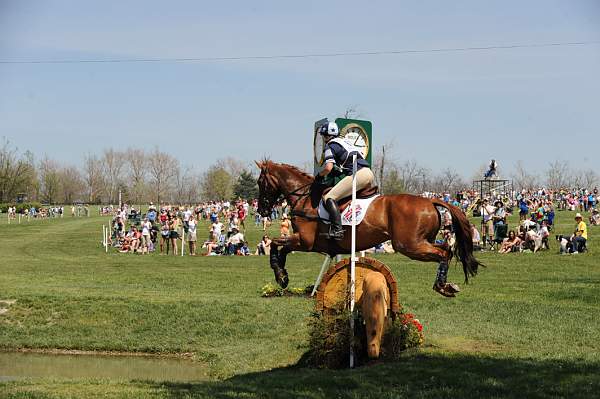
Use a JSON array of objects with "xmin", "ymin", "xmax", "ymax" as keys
[{"xmin": 233, "ymin": 170, "xmax": 258, "ymax": 199}]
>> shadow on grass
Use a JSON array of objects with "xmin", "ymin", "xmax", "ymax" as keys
[{"xmin": 149, "ymin": 352, "xmax": 600, "ymax": 399}]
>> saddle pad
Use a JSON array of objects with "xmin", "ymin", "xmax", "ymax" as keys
[{"xmin": 318, "ymin": 195, "xmax": 380, "ymax": 226}]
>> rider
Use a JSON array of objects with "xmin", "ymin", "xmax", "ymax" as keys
[{"xmin": 316, "ymin": 121, "xmax": 375, "ymax": 240}]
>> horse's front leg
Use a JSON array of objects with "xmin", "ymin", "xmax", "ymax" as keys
[{"xmin": 270, "ymin": 234, "xmax": 303, "ymax": 288}]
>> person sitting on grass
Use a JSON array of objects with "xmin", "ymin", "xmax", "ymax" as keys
[
  {"xmin": 226, "ymin": 227, "xmax": 245, "ymax": 255},
  {"xmin": 498, "ymin": 230, "xmax": 522, "ymax": 253},
  {"xmin": 590, "ymin": 209, "xmax": 600, "ymax": 226},
  {"xmin": 256, "ymin": 234, "xmax": 272, "ymax": 255}
]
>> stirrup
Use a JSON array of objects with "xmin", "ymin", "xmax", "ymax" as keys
[{"xmin": 329, "ymin": 228, "xmax": 344, "ymax": 241}]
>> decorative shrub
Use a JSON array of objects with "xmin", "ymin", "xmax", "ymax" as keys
[
  {"xmin": 303, "ymin": 306, "xmax": 424, "ymax": 368},
  {"xmin": 261, "ymin": 283, "xmax": 312, "ymax": 298}
]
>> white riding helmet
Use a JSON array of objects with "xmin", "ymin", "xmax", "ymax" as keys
[{"xmin": 319, "ymin": 122, "xmax": 339, "ymax": 137}]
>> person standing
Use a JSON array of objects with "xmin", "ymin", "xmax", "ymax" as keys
[
  {"xmin": 187, "ymin": 215, "xmax": 198, "ymax": 256},
  {"xmin": 280, "ymin": 214, "xmax": 291, "ymax": 237},
  {"xmin": 480, "ymin": 198, "xmax": 495, "ymax": 247},
  {"xmin": 572, "ymin": 213, "xmax": 587, "ymax": 253},
  {"xmin": 140, "ymin": 217, "xmax": 152, "ymax": 254}
]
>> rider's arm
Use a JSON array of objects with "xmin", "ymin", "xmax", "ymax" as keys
[{"xmin": 319, "ymin": 162, "xmax": 334, "ymax": 177}]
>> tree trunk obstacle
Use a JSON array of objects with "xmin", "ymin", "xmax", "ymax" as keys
[{"xmin": 315, "ymin": 256, "xmax": 400, "ymax": 317}]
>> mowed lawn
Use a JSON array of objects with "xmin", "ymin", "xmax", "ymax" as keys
[{"xmin": 0, "ymin": 208, "xmax": 599, "ymax": 398}]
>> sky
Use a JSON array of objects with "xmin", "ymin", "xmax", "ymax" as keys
[{"xmin": 0, "ymin": 0, "xmax": 599, "ymax": 178}]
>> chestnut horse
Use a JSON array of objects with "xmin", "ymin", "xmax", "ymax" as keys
[{"xmin": 256, "ymin": 160, "xmax": 481, "ymax": 291}]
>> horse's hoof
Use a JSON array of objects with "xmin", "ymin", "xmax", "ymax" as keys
[
  {"xmin": 280, "ymin": 275, "xmax": 289, "ymax": 289},
  {"xmin": 433, "ymin": 283, "xmax": 455, "ymax": 298},
  {"xmin": 445, "ymin": 283, "xmax": 461, "ymax": 293}
]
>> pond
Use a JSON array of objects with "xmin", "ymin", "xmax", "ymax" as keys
[{"xmin": 0, "ymin": 352, "xmax": 208, "ymax": 382}]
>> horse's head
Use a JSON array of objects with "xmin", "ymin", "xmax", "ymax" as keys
[{"xmin": 256, "ymin": 161, "xmax": 281, "ymax": 217}]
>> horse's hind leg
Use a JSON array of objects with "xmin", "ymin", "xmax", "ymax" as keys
[{"xmin": 393, "ymin": 240, "xmax": 458, "ymax": 298}]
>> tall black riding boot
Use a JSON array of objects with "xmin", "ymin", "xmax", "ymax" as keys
[{"xmin": 324, "ymin": 198, "xmax": 344, "ymax": 240}]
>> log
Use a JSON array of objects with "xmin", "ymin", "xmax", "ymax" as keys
[{"xmin": 315, "ymin": 257, "xmax": 399, "ymax": 316}]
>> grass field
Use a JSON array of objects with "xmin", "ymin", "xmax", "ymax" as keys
[{"xmin": 0, "ymin": 208, "xmax": 599, "ymax": 398}]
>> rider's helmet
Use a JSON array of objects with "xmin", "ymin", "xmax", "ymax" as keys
[{"xmin": 319, "ymin": 122, "xmax": 339, "ymax": 137}]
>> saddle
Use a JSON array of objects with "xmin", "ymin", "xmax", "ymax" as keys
[{"xmin": 323, "ymin": 185, "xmax": 379, "ymax": 210}]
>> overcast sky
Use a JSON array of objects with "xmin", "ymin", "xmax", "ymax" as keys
[{"xmin": 0, "ymin": 1, "xmax": 599, "ymax": 178}]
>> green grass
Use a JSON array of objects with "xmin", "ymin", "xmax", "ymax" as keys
[{"xmin": 0, "ymin": 209, "xmax": 599, "ymax": 398}]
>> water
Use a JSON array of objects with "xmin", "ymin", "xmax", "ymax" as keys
[{"xmin": 0, "ymin": 352, "xmax": 208, "ymax": 382}]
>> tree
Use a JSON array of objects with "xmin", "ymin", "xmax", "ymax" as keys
[
  {"xmin": 0, "ymin": 138, "xmax": 37, "ymax": 202},
  {"xmin": 511, "ymin": 160, "xmax": 538, "ymax": 191},
  {"xmin": 202, "ymin": 165, "xmax": 233, "ymax": 200},
  {"xmin": 38, "ymin": 156, "xmax": 61, "ymax": 204},
  {"xmin": 398, "ymin": 159, "xmax": 429, "ymax": 194},
  {"xmin": 382, "ymin": 168, "xmax": 404, "ymax": 195},
  {"xmin": 59, "ymin": 165, "xmax": 84, "ymax": 204},
  {"xmin": 233, "ymin": 170, "xmax": 258, "ymax": 199},
  {"xmin": 83, "ymin": 153, "xmax": 103, "ymax": 203},
  {"xmin": 148, "ymin": 148, "xmax": 177, "ymax": 205},
  {"xmin": 101, "ymin": 148, "xmax": 125, "ymax": 204},
  {"xmin": 545, "ymin": 160, "xmax": 571, "ymax": 189},
  {"xmin": 125, "ymin": 148, "xmax": 148, "ymax": 205}
]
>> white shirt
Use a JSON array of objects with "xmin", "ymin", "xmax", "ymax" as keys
[
  {"xmin": 211, "ymin": 222, "xmax": 223, "ymax": 234},
  {"xmin": 142, "ymin": 221, "xmax": 151, "ymax": 235},
  {"xmin": 228, "ymin": 232, "xmax": 244, "ymax": 245}
]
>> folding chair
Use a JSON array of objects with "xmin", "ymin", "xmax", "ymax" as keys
[{"xmin": 490, "ymin": 224, "xmax": 508, "ymax": 251}]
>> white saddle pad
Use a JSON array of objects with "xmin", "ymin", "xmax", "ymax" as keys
[{"xmin": 318, "ymin": 195, "xmax": 380, "ymax": 226}]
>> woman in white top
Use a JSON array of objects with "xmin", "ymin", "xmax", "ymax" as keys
[{"xmin": 141, "ymin": 218, "xmax": 152, "ymax": 254}]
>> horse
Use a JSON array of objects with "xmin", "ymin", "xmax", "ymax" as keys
[{"xmin": 255, "ymin": 160, "xmax": 482, "ymax": 295}]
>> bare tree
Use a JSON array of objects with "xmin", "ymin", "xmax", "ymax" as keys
[
  {"xmin": 83, "ymin": 153, "xmax": 103, "ymax": 203},
  {"xmin": 510, "ymin": 160, "xmax": 539, "ymax": 191},
  {"xmin": 433, "ymin": 167, "xmax": 465, "ymax": 194},
  {"xmin": 38, "ymin": 156, "xmax": 61, "ymax": 204},
  {"xmin": 545, "ymin": 160, "xmax": 571, "ymax": 189},
  {"xmin": 125, "ymin": 148, "xmax": 148, "ymax": 205},
  {"xmin": 148, "ymin": 147, "xmax": 177, "ymax": 205},
  {"xmin": 581, "ymin": 169, "xmax": 599, "ymax": 189},
  {"xmin": 59, "ymin": 165, "xmax": 84, "ymax": 204},
  {"xmin": 101, "ymin": 148, "xmax": 125, "ymax": 204},
  {"xmin": 341, "ymin": 105, "xmax": 364, "ymax": 119},
  {"xmin": 398, "ymin": 159, "xmax": 430, "ymax": 194}
]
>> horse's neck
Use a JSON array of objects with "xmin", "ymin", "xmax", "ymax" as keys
[{"xmin": 273, "ymin": 168, "xmax": 312, "ymax": 204}]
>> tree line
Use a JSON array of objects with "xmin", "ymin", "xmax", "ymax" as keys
[
  {"xmin": 0, "ymin": 138, "xmax": 258, "ymax": 205},
  {"xmin": 1, "ymin": 137, "xmax": 597, "ymax": 205}
]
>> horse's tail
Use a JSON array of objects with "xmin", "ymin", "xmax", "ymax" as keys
[{"xmin": 431, "ymin": 199, "xmax": 483, "ymax": 283}]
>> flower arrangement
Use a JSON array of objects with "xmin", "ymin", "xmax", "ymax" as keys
[
  {"xmin": 261, "ymin": 283, "xmax": 312, "ymax": 297},
  {"xmin": 380, "ymin": 311, "xmax": 424, "ymax": 359}
]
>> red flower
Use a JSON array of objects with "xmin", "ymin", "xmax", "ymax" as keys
[{"xmin": 412, "ymin": 319, "xmax": 423, "ymax": 332}]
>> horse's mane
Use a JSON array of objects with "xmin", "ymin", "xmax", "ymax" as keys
[{"xmin": 264, "ymin": 159, "xmax": 314, "ymax": 182}]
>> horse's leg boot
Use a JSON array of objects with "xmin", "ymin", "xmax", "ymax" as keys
[{"xmin": 324, "ymin": 198, "xmax": 344, "ymax": 240}]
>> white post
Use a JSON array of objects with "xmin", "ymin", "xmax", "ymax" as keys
[
  {"xmin": 181, "ymin": 231, "xmax": 185, "ymax": 256},
  {"xmin": 7, "ymin": 211, "xmax": 10, "ymax": 225},
  {"xmin": 18, "ymin": 214, "xmax": 21, "ymax": 224},
  {"xmin": 102, "ymin": 225, "xmax": 106, "ymax": 247},
  {"xmin": 349, "ymin": 153, "xmax": 357, "ymax": 368},
  {"xmin": 311, "ymin": 255, "xmax": 331, "ymax": 296}
]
